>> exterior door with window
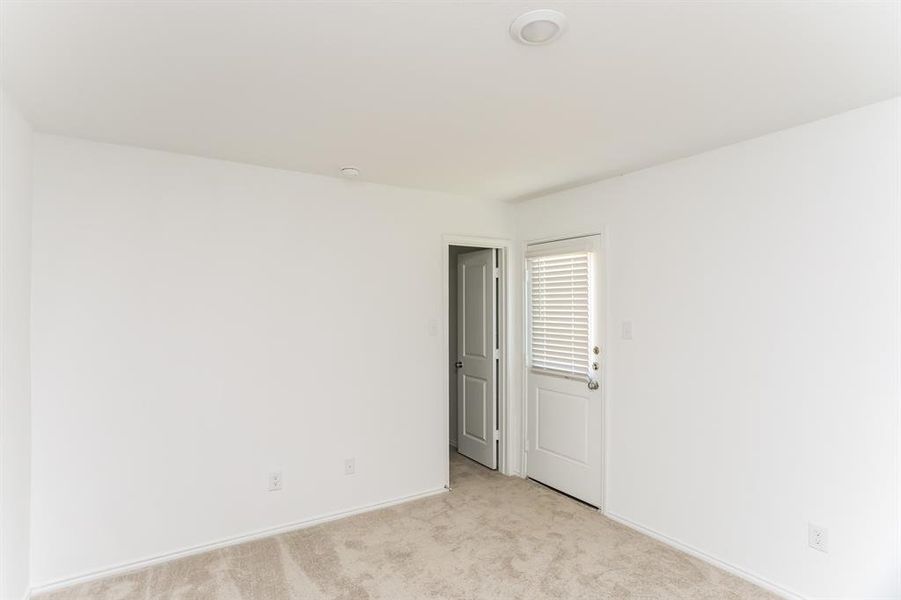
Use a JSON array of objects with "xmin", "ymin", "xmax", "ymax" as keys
[{"xmin": 526, "ymin": 235, "xmax": 603, "ymax": 506}]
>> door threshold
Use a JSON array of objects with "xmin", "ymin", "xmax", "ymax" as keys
[{"xmin": 527, "ymin": 477, "xmax": 598, "ymax": 510}]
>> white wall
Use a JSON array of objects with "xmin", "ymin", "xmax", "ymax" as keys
[
  {"xmin": 0, "ymin": 90, "xmax": 33, "ymax": 600},
  {"xmin": 513, "ymin": 99, "xmax": 901, "ymax": 599},
  {"xmin": 29, "ymin": 135, "xmax": 513, "ymax": 587}
]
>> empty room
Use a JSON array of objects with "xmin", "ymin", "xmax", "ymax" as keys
[{"xmin": 1, "ymin": 1, "xmax": 899, "ymax": 599}]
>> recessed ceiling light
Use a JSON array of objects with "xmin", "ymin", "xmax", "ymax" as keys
[
  {"xmin": 510, "ymin": 9, "xmax": 568, "ymax": 46},
  {"xmin": 340, "ymin": 166, "xmax": 360, "ymax": 178}
]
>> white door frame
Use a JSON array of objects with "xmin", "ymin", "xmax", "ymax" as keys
[
  {"xmin": 520, "ymin": 230, "xmax": 609, "ymax": 513},
  {"xmin": 442, "ymin": 235, "xmax": 514, "ymax": 485}
]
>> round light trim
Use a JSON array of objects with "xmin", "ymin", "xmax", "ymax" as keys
[
  {"xmin": 510, "ymin": 9, "xmax": 567, "ymax": 45},
  {"xmin": 340, "ymin": 166, "xmax": 360, "ymax": 178}
]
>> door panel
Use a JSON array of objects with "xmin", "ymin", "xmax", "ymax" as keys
[
  {"xmin": 463, "ymin": 263, "xmax": 487, "ymax": 357},
  {"xmin": 457, "ymin": 249, "xmax": 497, "ymax": 469},
  {"xmin": 536, "ymin": 387, "xmax": 589, "ymax": 464},
  {"xmin": 526, "ymin": 235, "xmax": 603, "ymax": 506},
  {"xmin": 463, "ymin": 375, "xmax": 488, "ymax": 441}
]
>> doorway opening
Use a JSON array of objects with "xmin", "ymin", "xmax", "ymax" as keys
[{"xmin": 443, "ymin": 237, "xmax": 510, "ymax": 488}]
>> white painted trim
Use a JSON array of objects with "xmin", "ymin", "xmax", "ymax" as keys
[
  {"xmin": 442, "ymin": 234, "xmax": 515, "ymax": 484},
  {"xmin": 599, "ymin": 228, "xmax": 610, "ymax": 514},
  {"xmin": 604, "ymin": 511, "xmax": 806, "ymax": 600},
  {"xmin": 519, "ymin": 243, "xmax": 529, "ymax": 480},
  {"xmin": 30, "ymin": 486, "xmax": 447, "ymax": 596}
]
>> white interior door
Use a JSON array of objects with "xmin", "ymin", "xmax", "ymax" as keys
[
  {"xmin": 456, "ymin": 249, "xmax": 498, "ymax": 469},
  {"xmin": 526, "ymin": 235, "xmax": 603, "ymax": 506}
]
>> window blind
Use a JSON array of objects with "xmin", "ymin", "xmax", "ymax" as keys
[{"xmin": 528, "ymin": 251, "xmax": 591, "ymax": 377}]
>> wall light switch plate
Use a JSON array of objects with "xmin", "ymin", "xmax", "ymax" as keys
[
  {"xmin": 621, "ymin": 321, "xmax": 633, "ymax": 340},
  {"xmin": 808, "ymin": 523, "xmax": 828, "ymax": 553},
  {"xmin": 344, "ymin": 458, "xmax": 356, "ymax": 475}
]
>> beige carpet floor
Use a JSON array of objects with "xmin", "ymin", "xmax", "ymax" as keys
[{"xmin": 40, "ymin": 452, "xmax": 777, "ymax": 600}]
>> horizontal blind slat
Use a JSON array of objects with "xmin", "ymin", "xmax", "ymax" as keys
[{"xmin": 527, "ymin": 251, "xmax": 592, "ymax": 378}]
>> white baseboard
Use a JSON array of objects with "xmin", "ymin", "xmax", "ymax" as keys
[
  {"xmin": 604, "ymin": 511, "xmax": 805, "ymax": 600},
  {"xmin": 31, "ymin": 486, "xmax": 447, "ymax": 596}
]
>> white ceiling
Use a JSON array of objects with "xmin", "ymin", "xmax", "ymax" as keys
[{"xmin": 2, "ymin": 1, "xmax": 899, "ymax": 201}]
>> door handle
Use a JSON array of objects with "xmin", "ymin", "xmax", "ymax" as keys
[
  {"xmin": 455, "ymin": 361, "xmax": 463, "ymax": 368},
  {"xmin": 587, "ymin": 379, "xmax": 599, "ymax": 391}
]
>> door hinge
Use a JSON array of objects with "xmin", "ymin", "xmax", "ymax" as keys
[
  {"xmin": 493, "ymin": 348, "xmax": 500, "ymax": 359},
  {"xmin": 494, "ymin": 267, "xmax": 500, "ymax": 278},
  {"xmin": 493, "ymin": 430, "xmax": 500, "ymax": 441}
]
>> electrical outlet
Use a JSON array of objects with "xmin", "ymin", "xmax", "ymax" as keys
[
  {"xmin": 344, "ymin": 458, "xmax": 356, "ymax": 475},
  {"xmin": 268, "ymin": 471, "xmax": 282, "ymax": 492},
  {"xmin": 808, "ymin": 523, "xmax": 828, "ymax": 553}
]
